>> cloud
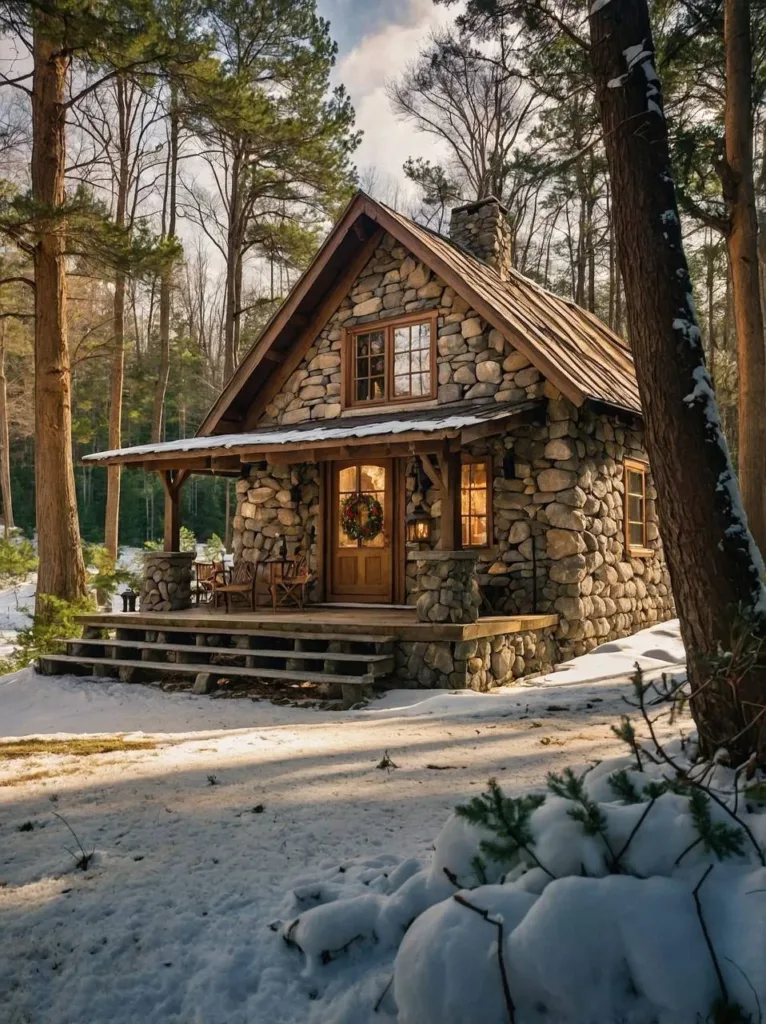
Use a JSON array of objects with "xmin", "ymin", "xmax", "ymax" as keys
[{"xmin": 333, "ymin": 0, "xmax": 456, "ymax": 191}]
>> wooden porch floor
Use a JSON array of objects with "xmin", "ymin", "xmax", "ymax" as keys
[{"xmin": 78, "ymin": 606, "xmax": 558, "ymax": 642}]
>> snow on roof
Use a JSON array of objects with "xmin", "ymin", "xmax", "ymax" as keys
[{"xmin": 83, "ymin": 402, "xmax": 534, "ymax": 465}]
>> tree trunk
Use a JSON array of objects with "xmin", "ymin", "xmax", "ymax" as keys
[
  {"xmin": 723, "ymin": 0, "xmax": 766, "ymax": 555},
  {"xmin": 707, "ymin": 232, "xmax": 717, "ymax": 382},
  {"xmin": 104, "ymin": 78, "xmax": 129, "ymax": 559},
  {"xmin": 589, "ymin": 0, "xmax": 766, "ymax": 764},
  {"xmin": 0, "ymin": 320, "xmax": 14, "ymax": 536},
  {"xmin": 223, "ymin": 150, "xmax": 242, "ymax": 382},
  {"xmin": 31, "ymin": 25, "xmax": 87, "ymax": 611},
  {"xmin": 151, "ymin": 86, "xmax": 179, "ymax": 444}
]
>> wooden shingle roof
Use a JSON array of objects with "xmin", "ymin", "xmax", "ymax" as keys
[
  {"xmin": 198, "ymin": 191, "xmax": 640, "ymax": 438},
  {"xmin": 381, "ymin": 204, "xmax": 640, "ymax": 414}
]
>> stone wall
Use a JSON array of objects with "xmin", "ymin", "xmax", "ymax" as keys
[
  {"xmin": 260, "ymin": 231, "xmax": 543, "ymax": 426},
  {"xmin": 473, "ymin": 400, "xmax": 674, "ymax": 657},
  {"xmin": 394, "ymin": 628, "xmax": 559, "ymax": 691},
  {"xmin": 409, "ymin": 550, "xmax": 482, "ymax": 624},
  {"xmin": 398, "ymin": 401, "xmax": 674, "ymax": 658},
  {"xmin": 140, "ymin": 552, "xmax": 193, "ymax": 612},
  {"xmin": 231, "ymin": 462, "xmax": 320, "ymax": 584}
]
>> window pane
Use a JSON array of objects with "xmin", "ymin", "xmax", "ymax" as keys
[
  {"xmin": 356, "ymin": 378, "xmax": 369, "ymax": 402},
  {"xmin": 470, "ymin": 462, "xmax": 487, "ymax": 488},
  {"xmin": 369, "ymin": 332, "xmax": 384, "ymax": 353},
  {"xmin": 360, "ymin": 465, "xmax": 385, "ymax": 492},
  {"xmin": 394, "ymin": 327, "xmax": 410, "ymax": 352},
  {"xmin": 339, "ymin": 466, "xmax": 357, "ymax": 492},
  {"xmin": 371, "ymin": 377, "xmax": 385, "ymax": 400},
  {"xmin": 629, "ymin": 521, "xmax": 645, "ymax": 547},
  {"xmin": 470, "ymin": 488, "xmax": 487, "ymax": 515},
  {"xmin": 628, "ymin": 495, "xmax": 643, "ymax": 521},
  {"xmin": 410, "ymin": 373, "xmax": 426, "ymax": 397},
  {"xmin": 415, "ymin": 323, "xmax": 430, "ymax": 348},
  {"xmin": 356, "ymin": 337, "xmax": 369, "ymax": 357},
  {"xmin": 628, "ymin": 470, "xmax": 643, "ymax": 497},
  {"xmin": 461, "ymin": 520, "xmax": 470, "ymax": 546},
  {"xmin": 461, "ymin": 464, "xmax": 471, "ymax": 487},
  {"xmin": 394, "ymin": 374, "xmax": 409, "ymax": 396},
  {"xmin": 470, "ymin": 516, "xmax": 488, "ymax": 546},
  {"xmin": 394, "ymin": 351, "xmax": 409, "ymax": 376}
]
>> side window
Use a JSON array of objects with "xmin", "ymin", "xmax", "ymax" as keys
[
  {"xmin": 624, "ymin": 458, "xmax": 650, "ymax": 554},
  {"xmin": 461, "ymin": 458, "xmax": 491, "ymax": 548}
]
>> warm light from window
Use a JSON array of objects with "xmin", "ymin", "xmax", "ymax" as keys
[{"xmin": 461, "ymin": 460, "xmax": 489, "ymax": 547}]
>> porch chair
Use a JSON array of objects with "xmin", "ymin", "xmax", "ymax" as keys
[
  {"xmin": 212, "ymin": 560, "xmax": 257, "ymax": 612},
  {"xmin": 269, "ymin": 554, "xmax": 313, "ymax": 611},
  {"xmin": 193, "ymin": 561, "xmax": 223, "ymax": 606}
]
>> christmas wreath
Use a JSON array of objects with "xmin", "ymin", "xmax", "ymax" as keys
[{"xmin": 341, "ymin": 492, "xmax": 384, "ymax": 542}]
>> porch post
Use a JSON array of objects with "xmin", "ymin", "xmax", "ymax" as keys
[
  {"xmin": 438, "ymin": 448, "xmax": 463, "ymax": 551},
  {"xmin": 159, "ymin": 470, "xmax": 183, "ymax": 552}
]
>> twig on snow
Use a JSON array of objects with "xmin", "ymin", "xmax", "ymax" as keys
[
  {"xmin": 373, "ymin": 975, "xmax": 394, "ymax": 1014},
  {"xmin": 52, "ymin": 811, "xmax": 93, "ymax": 871},
  {"xmin": 453, "ymin": 893, "xmax": 515, "ymax": 1024},
  {"xmin": 692, "ymin": 865, "xmax": 728, "ymax": 1005}
]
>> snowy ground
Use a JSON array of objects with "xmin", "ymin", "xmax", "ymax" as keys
[{"xmin": 0, "ymin": 621, "xmax": 686, "ymax": 1024}]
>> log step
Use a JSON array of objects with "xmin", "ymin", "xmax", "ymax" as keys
[
  {"xmin": 37, "ymin": 653, "xmax": 378, "ymax": 688},
  {"xmin": 59, "ymin": 637, "xmax": 392, "ymax": 670}
]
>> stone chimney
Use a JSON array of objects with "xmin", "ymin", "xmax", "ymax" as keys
[{"xmin": 448, "ymin": 196, "xmax": 513, "ymax": 281}]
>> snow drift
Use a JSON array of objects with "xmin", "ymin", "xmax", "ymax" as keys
[{"xmin": 282, "ymin": 737, "xmax": 766, "ymax": 1023}]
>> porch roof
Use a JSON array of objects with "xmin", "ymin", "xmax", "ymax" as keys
[{"xmin": 83, "ymin": 399, "xmax": 541, "ymax": 470}]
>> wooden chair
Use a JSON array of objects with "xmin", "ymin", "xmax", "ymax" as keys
[
  {"xmin": 212, "ymin": 560, "xmax": 257, "ymax": 612},
  {"xmin": 269, "ymin": 555, "xmax": 313, "ymax": 611},
  {"xmin": 193, "ymin": 561, "xmax": 221, "ymax": 606}
]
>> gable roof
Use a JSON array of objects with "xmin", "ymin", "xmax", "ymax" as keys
[{"xmin": 198, "ymin": 191, "xmax": 640, "ymax": 438}]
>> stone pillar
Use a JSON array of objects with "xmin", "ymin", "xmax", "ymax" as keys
[
  {"xmin": 139, "ymin": 552, "xmax": 194, "ymax": 612},
  {"xmin": 409, "ymin": 550, "xmax": 481, "ymax": 624}
]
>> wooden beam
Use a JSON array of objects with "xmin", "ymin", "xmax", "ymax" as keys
[
  {"xmin": 438, "ymin": 447, "xmax": 463, "ymax": 551},
  {"xmin": 159, "ymin": 470, "xmax": 183, "ymax": 552},
  {"xmin": 264, "ymin": 439, "xmax": 451, "ymax": 465},
  {"xmin": 420, "ymin": 453, "xmax": 446, "ymax": 493}
]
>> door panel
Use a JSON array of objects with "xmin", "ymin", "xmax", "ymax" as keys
[{"xmin": 329, "ymin": 459, "xmax": 393, "ymax": 602}]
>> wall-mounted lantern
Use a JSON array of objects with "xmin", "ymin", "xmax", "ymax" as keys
[{"xmin": 406, "ymin": 508, "xmax": 432, "ymax": 544}]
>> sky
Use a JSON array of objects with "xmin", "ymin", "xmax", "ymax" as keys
[{"xmin": 318, "ymin": 0, "xmax": 456, "ymax": 196}]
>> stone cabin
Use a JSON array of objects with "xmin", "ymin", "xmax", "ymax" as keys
[{"xmin": 85, "ymin": 191, "xmax": 674, "ymax": 690}]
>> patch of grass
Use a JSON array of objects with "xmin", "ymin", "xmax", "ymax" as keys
[{"xmin": 0, "ymin": 736, "xmax": 158, "ymax": 760}]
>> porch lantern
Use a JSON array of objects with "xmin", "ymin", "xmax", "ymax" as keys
[{"xmin": 406, "ymin": 507, "xmax": 432, "ymax": 544}]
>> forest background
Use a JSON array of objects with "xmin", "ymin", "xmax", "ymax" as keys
[{"xmin": 0, "ymin": 0, "xmax": 762, "ymax": 552}]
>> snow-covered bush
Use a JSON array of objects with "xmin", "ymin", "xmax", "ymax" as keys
[{"xmin": 280, "ymin": 673, "xmax": 766, "ymax": 1023}]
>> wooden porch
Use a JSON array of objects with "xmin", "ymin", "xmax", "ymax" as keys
[
  {"xmin": 74, "ymin": 606, "xmax": 558, "ymax": 643},
  {"xmin": 36, "ymin": 607, "xmax": 559, "ymax": 708}
]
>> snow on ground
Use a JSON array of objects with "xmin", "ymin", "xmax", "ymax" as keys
[{"xmin": 0, "ymin": 621, "xmax": 686, "ymax": 1024}]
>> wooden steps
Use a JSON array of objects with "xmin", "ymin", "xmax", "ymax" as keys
[
  {"xmin": 62, "ymin": 637, "xmax": 393, "ymax": 669},
  {"xmin": 38, "ymin": 654, "xmax": 380, "ymax": 688},
  {"xmin": 37, "ymin": 620, "xmax": 397, "ymax": 708}
]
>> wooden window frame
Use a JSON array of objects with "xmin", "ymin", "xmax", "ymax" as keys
[
  {"xmin": 342, "ymin": 310, "xmax": 438, "ymax": 409},
  {"xmin": 624, "ymin": 458, "xmax": 652, "ymax": 557},
  {"xmin": 460, "ymin": 455, "xmax": 493, "ymax": 550}
]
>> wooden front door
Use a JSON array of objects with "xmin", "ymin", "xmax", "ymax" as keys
[{"xmin": 329, "ymin": 460, "xmax": 394, "ymax": 603}]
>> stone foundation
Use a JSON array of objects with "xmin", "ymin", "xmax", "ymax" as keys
[
  {"xmin": 140, "ymin": 552, "xmax": 194, "ymax": 612},
  {"xmin": 410, "ymin": 550, "xmax": 481, "ymax": 624},
  {"xmin": 394, "ymin": 627, "xmax": 559, "ymax": 691}
]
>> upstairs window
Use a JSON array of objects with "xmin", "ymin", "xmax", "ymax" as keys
[
  {"xmin": 624, "ymin": 458, "xmax": 650, "ymax": 555},
  {"xmin": 345, "ymin": 313, "xmax": 436, "ymax": 407}
]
